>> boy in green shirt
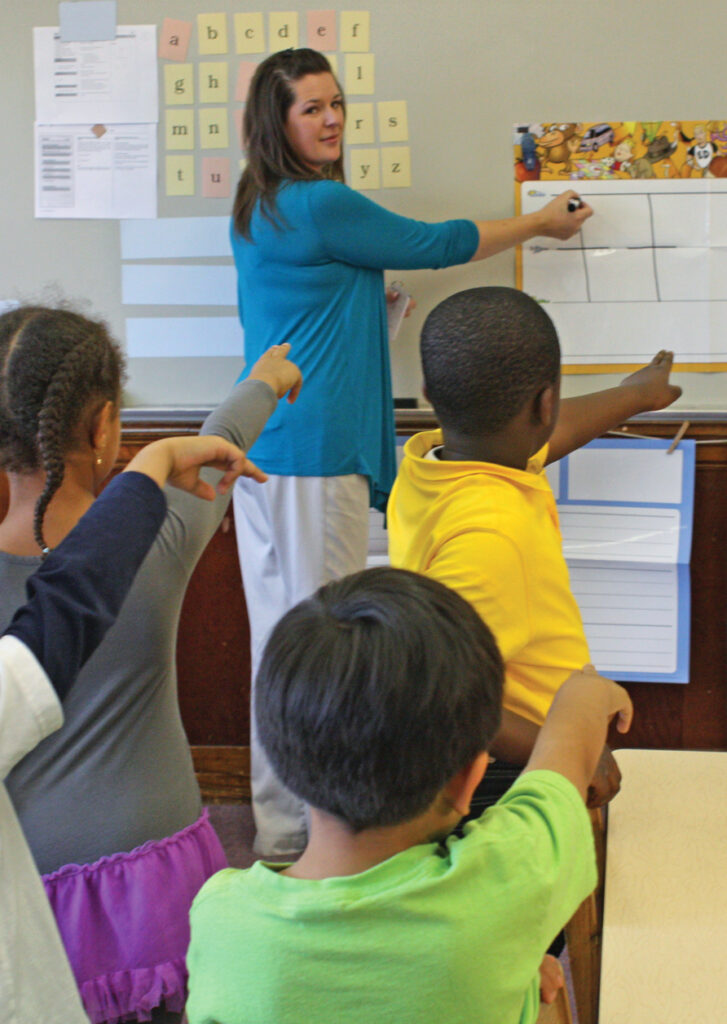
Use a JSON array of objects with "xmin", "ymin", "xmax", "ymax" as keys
[{"xmin": 186, "ymin": 567, "xmax": 632, "ymax": 1024}]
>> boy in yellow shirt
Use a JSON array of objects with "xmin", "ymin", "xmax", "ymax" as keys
[{"xmin": 388, "ymin": 286, "xmax": 681, "ymax": 807}]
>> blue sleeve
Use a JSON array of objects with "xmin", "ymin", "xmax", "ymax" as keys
[
  {"xmin": 4, "ymin": 472, "xmax": 166, "ymax": 700},
  {"xmin": 306, "ymin": 181, "xmax": 479, "ymax": 271}
]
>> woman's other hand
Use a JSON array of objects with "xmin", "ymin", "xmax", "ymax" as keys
[{"xmin": 386, "ymin": 285, "xmax": 416, "ymax": 318}]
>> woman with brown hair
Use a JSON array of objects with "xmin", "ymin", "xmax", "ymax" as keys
[{"xmin": 230, "ymin": 47, "xmax": 591, "ymax": 858}]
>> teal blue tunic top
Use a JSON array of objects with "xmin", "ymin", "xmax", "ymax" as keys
[{"xmin": 231, "ymin": 179, "xmax": 478, "ymax": 511}]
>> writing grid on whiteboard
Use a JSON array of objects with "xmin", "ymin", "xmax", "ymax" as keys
[
  {"xmin": 520, "ymin": 179, "xmax": 727, "ymax": 371},
  {"xmin": 545, "ymin": 437, "xmax": 696, "ymax": 683}
]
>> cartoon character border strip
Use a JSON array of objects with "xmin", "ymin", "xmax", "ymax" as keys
[{"xmin": 513, "ymin": 121, "xmax": 727, "ymax": 181}]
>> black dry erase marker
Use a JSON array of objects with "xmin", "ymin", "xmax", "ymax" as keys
[{"xmin": 567, "ymin": 196, "xmax": 584, "ymax": 213}]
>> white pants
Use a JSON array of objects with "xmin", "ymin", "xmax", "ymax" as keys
[{"xmin": 233, "ymin": 473, "xmax": 370, "ymax": 856}]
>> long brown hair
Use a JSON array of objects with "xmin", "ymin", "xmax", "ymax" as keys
[{"xmin": 232, "ymin": 48, "xmax": 346, "ymax": 240}]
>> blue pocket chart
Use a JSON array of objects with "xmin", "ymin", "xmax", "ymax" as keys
[{"xmin": 545, "ymin": 437, "xmax": 696, "ymax": 684}]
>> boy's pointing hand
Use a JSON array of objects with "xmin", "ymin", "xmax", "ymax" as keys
[
  {"xmin": 586, "ymin": 744, "xmax": 622, "ymax": 808},
  {"xmin": 620, "ymin": 350, "xmax": 682, "ymax": 412}
]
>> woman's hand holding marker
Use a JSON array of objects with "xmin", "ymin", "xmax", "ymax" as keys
[{"xmin": 536, "ymin": 189, "xmax": 592, "ymax": 239}]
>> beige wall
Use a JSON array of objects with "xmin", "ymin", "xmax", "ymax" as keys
[{"xmin": 3, "ymin": 1, "xmax": 725, "ymax": 410}]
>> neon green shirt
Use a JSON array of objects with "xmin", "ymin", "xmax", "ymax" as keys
[
  {"xmin": 186, "ymin": 771, "xmax": 596, "ymax": 1024},
  {"xmin": 387, "ymin": 430, "xmax": 590, "ymax": 726}
]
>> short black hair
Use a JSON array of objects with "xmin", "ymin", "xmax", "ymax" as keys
[
  {"xmin": 255, "ymin": 567, "xmax": 503, "ymax": 832},
  {"xmin": 421, "ymin": 286, "xmax": 561, "ymax": 436}
]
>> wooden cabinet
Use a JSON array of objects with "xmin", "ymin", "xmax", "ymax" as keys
[
  {"xmin": 116, "ymin": 424, "xmax": 253, "ymax": 802},
  {"xmin": 4, "ymin": 414, "xmax": 727, "ymax": 801}
]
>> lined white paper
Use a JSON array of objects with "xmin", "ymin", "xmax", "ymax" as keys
[
  {"xmin": 569, "ymin": 563, "xmax": 678, "ymax": 673},
  {"xmin": 554, "ymin": 439, "xmax": 694, "ymax": 682}
]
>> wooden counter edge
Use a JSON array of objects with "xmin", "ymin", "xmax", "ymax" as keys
[{"xmin": 192, "ymin": 745, "xmax": 251, "ymax": 804}]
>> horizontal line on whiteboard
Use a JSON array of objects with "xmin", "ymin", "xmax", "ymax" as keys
[
  {"xmin": 550, "ymin": 245, "xmax": 680, "ymax": 251},
  {"xmin": 562, "ymin": 356, "xmax": 718, "ymax": 360},
  {"xmin": 544, "ymin": 299, "xmax": 727, "ymax": 305},
  {"xmin": 529, "ymin": 189, "xmax": 727, "ymax": 197}
]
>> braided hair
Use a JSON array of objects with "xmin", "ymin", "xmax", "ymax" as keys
[{"xmin": 0, "ymin": 305, "xmax": 125, "ymax": 554}]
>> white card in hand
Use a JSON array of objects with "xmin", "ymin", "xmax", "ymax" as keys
[{"xmin": 387, "ymin": 289, "xmax": 410, "ymax": 342}]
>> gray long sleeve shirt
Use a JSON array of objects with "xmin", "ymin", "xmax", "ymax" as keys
[{"xmin": 2, "ymin": 379, "xmax": 276, "ymax": 873}]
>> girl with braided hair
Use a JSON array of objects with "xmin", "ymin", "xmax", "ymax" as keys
[{"xmin": 0, "ymin": 305, "xmax": 301, "ymax": 1024}]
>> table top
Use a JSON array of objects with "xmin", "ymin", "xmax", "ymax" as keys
[{"xmin": 600, "ymin": 748, "xmax": 727, "ymax": 1023}]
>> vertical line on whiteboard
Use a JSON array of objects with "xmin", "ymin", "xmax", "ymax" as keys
[
  {"xmin": 648, "ymin": 194, "xmax": 661, "ymax": 301},
  {"xmin": 580, "ymin": 231, "xmax": 591, "ymax": 302}
]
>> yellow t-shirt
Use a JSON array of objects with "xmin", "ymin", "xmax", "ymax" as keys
[{"xmin": 387, "ymin": 430, "xmax": 589, "ymax": 726}]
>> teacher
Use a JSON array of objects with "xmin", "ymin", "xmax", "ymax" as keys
[{"xmin": 231, "ymin": 47, "xmax": 591, "ymax": 857}]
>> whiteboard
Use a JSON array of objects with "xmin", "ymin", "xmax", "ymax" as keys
[
  {"xmin": 3, "ymin": 0, "xmax": 726, "ymax": 411},
  {"xmin": 521, "ymin": 179, "xmax": 727, "ymax": 370}
]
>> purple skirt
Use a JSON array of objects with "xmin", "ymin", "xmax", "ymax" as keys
[{"xmin": 43, "ymin": 809, "xmax": 227, "ymax": 1024}]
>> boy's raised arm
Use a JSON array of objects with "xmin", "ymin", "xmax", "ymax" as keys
[
  {"xmin": 494, "ymin": 707, "xmax": 623, "ymax": 807},
  {"xmin": 523, "ymin": 666, "xmax": 633, "ymax": 801},
  {"xmin": 546, "ymin": 350, "xmax": 682, "ymax": 464},
  {"xmin": 490, "ymin": 708, "xmax": 540, "ymax": 765}
]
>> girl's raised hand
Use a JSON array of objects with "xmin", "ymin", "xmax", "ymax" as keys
[
  {"xmin": 248, "ymin": 343, "xmax": 303, "ymax": 404},
  {"xmin": 124, "ymin": 435, "xmax": 267, "ymax": 500}
]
